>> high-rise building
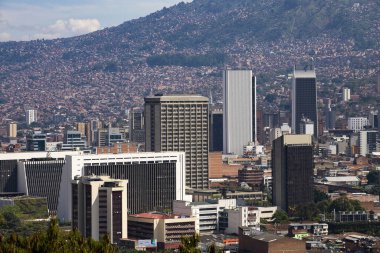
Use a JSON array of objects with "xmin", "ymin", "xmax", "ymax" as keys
[
  {"xmin": 299, "ymin": 117, "xmax": 314, "ymax": 137},
  {"xmin": 85, "ymin": 119, "xmax": 102, "ymax": 147},
  {"xmin": 72, "ymin": 175, "xmax": 128, "ymax": 243},
  {"xmin": 324, "ymin": 104, "xmax": 336, "ymax": 130},
  {"xmin": 129, "ymin": 107, "xmax": 145, "ymax": 143},
  {"xmin": 342, "ymin": 88, "xmax": 351, "ymax": 102},
  {"xmin": 144, "ymin": 94, "xmax": 209, "ymax": 189},
  {"xmin": 26, "ymin": 109, "xmax": 37, "ymax": 125},
  {"xmin": 359, "ymin": 130, "xmax": 377, "ymax": 156},
  {"xmin": 209, "ymin": 107, "xmax": 223, "ymax": 152},
  {"xmin": 7, "ymin": 122, "xmax": 17, "ymax": 138},
  {"xmin": 291, "ymin": 64, "xmax": 317, "ymax": 137},
  {"xmin": 223, "ymin": 70, "xmax": 256, "ymax": 155},
  {"xmin": 58, "ymin": 152, "xmax": 186, "ymax": 221},
  {"xmin": 272, "ymin": 134, "xmax": 313, "ymax": 211},
  {"xmin": 76, "ymin": 122, "xmax": 86, "ymax": 138},
  {"xmin": 377, "ymin": 74, "xmax": 380, "ymax": 95}
]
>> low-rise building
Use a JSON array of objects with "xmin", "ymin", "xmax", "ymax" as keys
[{"xmin": 128, "ymin": 213, "xmax": 197, "ymax": 249}]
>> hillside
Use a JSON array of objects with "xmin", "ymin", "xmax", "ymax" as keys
[{"xmin": 0, "ymin": 0, "xmax": 379, "ymax": 124}]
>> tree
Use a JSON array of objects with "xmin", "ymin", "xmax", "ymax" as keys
[
  {"xmin": 272, "ymin": 209, "xmax": 289, "ymax": 224},
  {"xmin": 179, "ymin": 234, "xmax": 201, "ymax": 253},
  {"xmin": 367, "ymin": 170, "xmax": 380, "ymax": 184},
  {"xmin": 314, "ymin": 189, "xmax": 329, "ymax": 203}
]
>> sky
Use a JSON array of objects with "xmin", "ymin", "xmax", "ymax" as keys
[{"xmin": 0, "ymin": 0, "xmax": 191, "ymax": 42}]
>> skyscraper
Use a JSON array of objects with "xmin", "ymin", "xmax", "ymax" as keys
[
  {"xmin": 223, "ymin": 70, "xmax": 256, "ymax": 155},
  {"xmin": 272, "ymin": 134, "xmax": 313, "ymax": 211},
  {"xmin": 129, "ymin": 107, "xmax": 145, "ymax": 143},
  {"xmin": 209, "ymin": 106, "xmax": 223, "ymax": 152},
  {"xmin": 291, "ymin": 64, "xmax": 317, "ymax": 137},
  {"xmin": 7, "ymin": 122, "xmax": 17, "ymax": 138},
  {"xmin": 144, "ymin": 94, "xmax": 209, "ymax": 189},
  {"xmin": 26, "ymin": 109, "xmax": 37, "ymax": 125}
]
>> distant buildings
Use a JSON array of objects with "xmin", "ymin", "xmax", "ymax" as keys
[
  {"xmin": 223, "ymin": 70, "xmax": 257, "ymax": 155},
  {"xmin": 272, "ymin": 134, "xmax": 313, "ymax": 212},
  {"xmin": 291, "ymin": 64, "xmax": 317, "ymax": 137},
  {"xmin": 209, "ymin": 107, "xmax": 223, "ymax": 152},
  {"xmin": 26, "ymin": 133, "xmax": 46, "ymax": 151},
  {"xmin": 7, "ymin": 122, "xmax": 17, "ymax": 138},
  {"xmin": 129, "ymin": 107, "xmax": 145, "ymax": 143},
  {"xmin": 72, "ymin": 175, "xmax": 128, "ymax": 244},
  {"xmin": 343, "ymin": 87, "xmax": 351, "ymax": 102},
  {"xmin": 359, "ymin": 130, "xmax": 377, "ymax": 156},
  {"xmin": 61, "ymin": 130, "xmax": 86, "ymax": 150},
  {"xmin": 144, "ymin": 94, "xmax": 209, "ymax": 189},
  {"xmin": 25, "ymin": 109, "xmax": 37, "ymax": 125},
  {"xmin": 348, "ymin": 117, "xmax": 369, "ymax": 132}
]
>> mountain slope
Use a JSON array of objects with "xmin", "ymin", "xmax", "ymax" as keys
[{"xmin": 0, "ymin": 0, "xmax": 379, "ymax": 124}]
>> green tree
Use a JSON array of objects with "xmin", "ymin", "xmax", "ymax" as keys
[
  {"xmin": 272, "ymin": 209, "xmax": 289, "ymax": 224},
  {"xmin": 367, "ymin": 170, "xmax": 380, "ymax": 184},
  {"xmin": 314, "ymin": 189, "xmax": 329, "ymax": 203},
  {"xmin": 179, "ymin": 234, "xmax": 201, "ymax": 253}
]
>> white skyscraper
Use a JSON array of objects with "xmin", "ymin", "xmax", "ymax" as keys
[
  {"xmin": 223, "ymin": 69, "xmax": 256, "ymax": 156},
  {"xmin": 342, "ymin": 88, "xmax": 351, "ymax": 102},
  {"xmin": 26, "ymin": 109, "xmax": 37, "ymax": 125}
]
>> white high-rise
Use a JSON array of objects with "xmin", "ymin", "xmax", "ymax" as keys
[
  {"xmin": 342, "ymin": 88, "xmax": 351, "ymax": 102},
  {"xmin": 223, "ymin": 70, "xmax": 256, "ymax": 156},
  {"xmin": 26, "ymin": 109, "xmax": 37, "ymax": 125}
]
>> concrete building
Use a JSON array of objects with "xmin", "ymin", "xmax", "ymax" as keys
[
  {"xmin": 299, "ymin": 117, "xmax": 314, "ymax": 137},
  {"xmin": 348, "ymin": 117, "xmax": 369, "ymax": 132},
  {"xmin": 144, "ymin": 94, "xmax": 209, "ymax": 189},
  {"xmin": 272, "ymin": 135, "xmax": 313, "ymax": 211},
  {"xmin": 173, "ymin": 199, "xmax": 236, "ymax": 234},
  {"xmin": 288, "ymin": 223, "xmax": 328, "ymax": 238},
  {"xmin": 7, "ymin": 122, "xmax": 17, "ymax": 138},
  {"xmin": 58, "ymin": 152, "xmax": 186, "ymax": 221},
  {"xmin": 129, "ymin": 107, "xmax": 145, "ymax": 143},
  {"xmin": 239, "ymin": 229, "xmax": 306, "ymax": 253},
  {"xmin": 61, "ymin": 130, "xmax": 86, "ymax": 150},
  {"xmin": 209, "ymin": 107, "xmax": 223, "ymax": 152},
  {"xmin": 76, "ymin": 122, "xmax": 86, "ymax": 138},
  {"xmin": 128, "ymin": 213, "xmax": 197, "ymax": 249},
  {"xmin": 72, "ymin": 175, "xmax": 128, "ymax": 243},
  {"xmin": 359, "ymin": 130, "xmax": 377, "ymax": 156},
  {"xmin": 238, "ymin": 167, "xmax": 264, "ymax": 191},
  {"xmin": 223, "ymin": 69, "xmax": 256, "ymax": 155},
  {"xmin": 26, "ymin": 133, "xmax": 46, "ymax": 151},
  {"xmin": 25, "ymin": 109, "xmax": 37, "ymax": 125},
  {"xmin": 0, "ymin": 151, "xmax": 83, "ymax": 212},
  {"xmin": 291, "ymin": 64, "xmax": 317, "ymax": 137},
  {"xmin": 85, "ymin": 119, "xmax": 103, "ymax": 147},
  {"xmin": 343, "ymin": 88, "xmax": 351, "ymax": 102}
]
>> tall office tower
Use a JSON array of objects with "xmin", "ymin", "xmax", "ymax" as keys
[
  {"xmin": 359, "ymin": 130, "xmax": 377, "ymax": 156},
  {"xmin": 106, "ymin": 127, "xmax": 126, "ymax": 146},
  {"xmin": 272, "ymin": 134, "xmax": 313, "ymax": 212},
  {"xmin": 76, "ymin": 122, "xmax": 86, "ymax": 138},
  {"xmin": 378, "ymin": 74, "xmax": 380, "ymax": 94},
  {"xmin": 72, "ymin": 176, "xmax": 128, "ymax": 243},
  {"xmin": 25, "ymin": 109, "xmax": 37, "ymax": 125},
  {"xmin": 61, "ymin": 130, "xmax": 86, "ymax": 150},
  {"xmin": 95, "ymin": 128, "xmax": 108, "ymax": 147},
  {"xmin": 369, "ymin": 111, "xmax": 378, "ymax": 129},
  {"xmin": 223, "ymin": 70, "xmax": 256, "ymax": 155},
  {"xmin": 291, "ymin": 64, "xmax": 317, "ymax": 137},
  {"xmin": 7, "ymin": 122, "xmax": 17, "ymax": 138},
  {"xmin": 324, "ymin": 103, "xmax": 336, "ymax": 130},
  {"xmin": 129, "ymin": 107, "xmax": 145, "ymax": 143},
  {"xmin": 342, "ymin": 88, "xmax": 351, "ymax": 102},
  {"xmin": 58, "ymin": 152, "xmax": 186, "ymax": 221},
  {"xmin": 209, "ymin": 106, "xmax": 223, "ymax": 152},
  {"xmin": 144, "ymin": 94, "xmax": 209, "ymax": 189},
  {"xmin": 256, "ymin": 110, "xmax": 264, "ymax": 144},
  {"xmin": 85, "ymin": 119, "xmax": 102, "ymax": 147}
]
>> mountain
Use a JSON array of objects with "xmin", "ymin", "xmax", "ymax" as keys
[{"xmin": 0, "ymin": 0, "xmax": 379, "ymax": 124}]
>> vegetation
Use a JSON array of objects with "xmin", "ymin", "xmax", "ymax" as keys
[
  {"xmin": 328, "ymin": 222, "xmax": 380, "ymax": 236},
  {"xmin": 272, "ymin": 209, "xmax": 289, "ymax": 224},
  {"xmin": 0, "ymin": 218, "xmax": 117, "ymax": 252},
  {"xmin": 367, "ymin": 170, "xmax": 380, "ymax": 184},
  {"xmin": 179, "ymin": 234, "xmax": 201, "ymax": 253}
]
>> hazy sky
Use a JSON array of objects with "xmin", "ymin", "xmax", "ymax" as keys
[{"xmin": 0, "ymin": 0, "xmax": 191, "ymax": 42}]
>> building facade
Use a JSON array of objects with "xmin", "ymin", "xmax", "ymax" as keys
[
  {"xmin": 209, "ymin": 107, "xmax": 223, "ymax": 152},
  {"xmin": 291, "ymin": 64, "xmax": 317, "ymax": 137},
  {"xmin": 272, "ymin": 135, "xmax": 313, "ymax": 211},
  {"xmin": 144, "ymin": 94, "xmax": 209, "ymax": 189},
  {"xmin": 72, "ymin": 176, "xmax": 128, "ymax": 243},
  {"xmin": 348, "ymin": 117, "xmax": 369, "ymax": 132},
  {"xmin": 26, "ymin": 109, "xmax": 37, "ymax": 125},
  {"xmin": 129, "ymin": 107, "xmax": 145, "ymax": 143},
  {"xmin": 58, "ymin": 152, "xmax": 186, "ymax": 221},
  {"xmin": 7, "ymin": 122, "xmax": 17, "ymax": 138},
  {"xmin": 223, "ymin": 70, "xmax": 257, "ymax": 155}
]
